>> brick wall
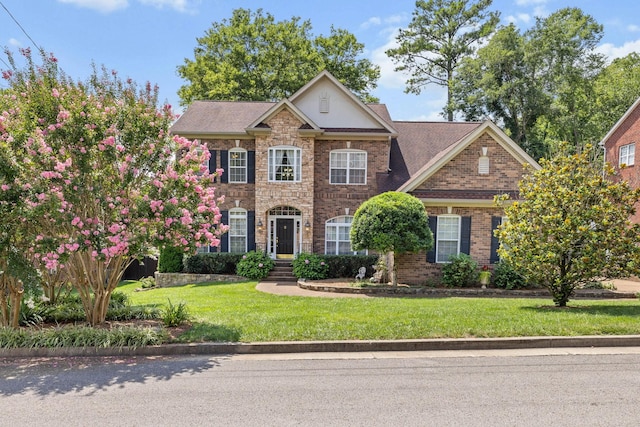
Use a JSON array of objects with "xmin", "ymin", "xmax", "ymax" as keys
[
  {"xmin": 419, "ymin": 133, "xmax": 525, "ymax": 192},
  {"xmin": 312, "ymin": 138, "xmax": 390, "ymax": 253},
  {"xmin": 605, "ymin": 104, "xmax": 640, "ymax": 223},
  {"xmin": 395, "ymin": 206, "xmax": 505, "ymax": 286}
]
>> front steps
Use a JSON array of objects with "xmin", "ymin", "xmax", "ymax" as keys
[{"xmin": 265, "ymin": 260, "xmax": 297, "ymax": 282}]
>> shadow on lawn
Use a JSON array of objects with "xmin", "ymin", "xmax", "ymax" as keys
[{"xmin": 523, "ymin": 304, "xmax": 640, "ymax": 316}]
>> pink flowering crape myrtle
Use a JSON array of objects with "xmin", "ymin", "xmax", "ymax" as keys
[{"xmin": 0, "ymin": 49, "xmax": 227, "ymax": 325}]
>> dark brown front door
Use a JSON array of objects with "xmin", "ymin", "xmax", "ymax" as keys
[{"xmin": 276, "ymin": 218, "xmax": 294, "ymax": 255}]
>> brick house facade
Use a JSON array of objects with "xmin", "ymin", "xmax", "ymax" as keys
[
  {"xmin": 602, "ymin": 97, "xmax": 640, "ymax": 223},
  {"xmin": 170, "ymin": 71, "xmax": 539, "ymax": 284}
]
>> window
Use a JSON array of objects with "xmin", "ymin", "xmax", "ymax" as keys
[
  {"xmin": 228, "ymin": 149, "xmax": 247, "ymax": 183},
  {"xmin": 619, "ymin": 143, "xmax": 635, "ymax": 167},
  {"xmin": 330, "ymin": 150, "xmax": 366, "ymax": 184},
  {"xmin": 325, "ymin": 216, "xmax": 365, "ymax": 255},
  {"xmin": 436, "ymin": 215, "xmax": 461, "ymax": 263},
  {"xmin": 228, "ymin": 209, "xmax": 247, "ymax": 253},
  {"xmin": 269, "ymin": 147, "xmax": 301, "ymax": 182}
]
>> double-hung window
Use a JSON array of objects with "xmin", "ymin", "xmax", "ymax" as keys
[
  {"xmin": 228, "ymin": 149, "xmax": 247, "ymax": 183},
  {"xmin": 228, "ymin": 209, "xmax": 247, "ymax": 253},
  {"xmin": 330, "ymin": 150, "xmax": 367, "ymax": 184},
  {"xmin": 436, "ymin": 215, "xmax": 461, "ymax": 263},
  {"xmin": 268, "ymin": 146, "xmax": 301, "ymax": 182},
  {"xmin": 325, "ymin": 216, "xmax": 365, "ymax": 255},
  {"xmin": 619, "ymin": 143, "xmax": 635, "ymax": 167}
]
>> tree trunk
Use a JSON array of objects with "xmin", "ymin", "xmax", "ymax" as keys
[
  {"xmin": 388, "ymin": 251, "xmax": 397, "ymax": 287},
  {"xmin": 0, "ymin": 273, "xmax": 24, "ymax": 328}
]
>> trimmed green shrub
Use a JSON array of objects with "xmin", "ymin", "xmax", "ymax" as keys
[
  {"xmin": 184, "ymin": 253, "xmax": 244, "ymax": 274},
  {"xmin": 493, "ymin": 261, "xmax": 529, "ymax": 290},
  {"xmin": 236, "ymin": 251, "xmax": 275, "ymax": 280},
  {"xmin": 441, "ymin": 254, "xmax": 479, "ymax": 287},
  {"xmin": 320, "ymin": 255, "xmax": 378, "ymax": 279},
  {"xmin": 292, "ymin": 253, "xmax": 329, "ymax": 280},
  {"xmin": 158, "ymin": 246, "xmax": 184, "ymax": 273}
]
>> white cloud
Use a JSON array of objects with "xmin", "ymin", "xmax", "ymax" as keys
[
  {"xmin": 515, "ymin": 0, "xmax": 548, "ymax": 5},
  {"xmin": 628, "ymin": 24, "xmax": 640, "ymax": 33},
  {"xmin": 138, "ymin": 0, "xmax": 196, "ymax": 13},
  {"xmin": 370, "ymin": 28, "xmax": 407, "ymax": 90},
  {"xmin": 360, "ymin": 17, "xmax": 381, "ymax": 30},
  {"xmin": 57, "ymin": 0, "xmax": 128, "ymax": 13},
  {"xmin": 506, "ymin": 13, "xmax": 531, "ymax": 25},
  {"xmin": 8, "ymin": 38, "xmax": 21, "ymax": 47},
  {"xmin": 596, "ymin": 39, "xmax": 640, "ymax": 60}
]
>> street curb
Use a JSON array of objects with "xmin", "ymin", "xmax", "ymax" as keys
[{"xmin": 3, "ymin": 335, "xmax": 640, "ymax": 358}]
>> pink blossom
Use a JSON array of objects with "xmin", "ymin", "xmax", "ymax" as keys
[
  {"xmin": 52, "ymin": 88, "xmax": 60, "ymax": 98},
  {"xmin": 1, "ymin": 184, "xmax": 9, "ymax": 191}
]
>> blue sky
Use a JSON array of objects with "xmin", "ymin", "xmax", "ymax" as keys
[{"xmin": 1, "ymin": 0, "xmax": 639, "ymax": 121}]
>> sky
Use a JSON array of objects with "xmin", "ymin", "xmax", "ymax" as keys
[{"xmin": 1, "ymin": 0, "xmax": 639, "ymax": 121}]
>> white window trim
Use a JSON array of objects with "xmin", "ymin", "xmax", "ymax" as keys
[
  {"xmin": 268, "ymin": 146, "xmax": 301, "ymax": 182},
  {"xmin": 329, "ymin": 149, "xmax": 367, "ymax": 185},
  {"xmin": 228, "ymin": 208, "xmax": 248, "ymax": 253},
  {"xmin": 436, "ymin": 215, "xmax": 461, "ymax": 263},
  {"xmin": 619, "ymin": 143, "xmax": 635, "ymax": 167},
  {"xmin": 228, "ymin": 148, "xmax": 247, "ymax": 183},
  {"xmin": 324, "ymin": 215, "xmax": 365, "ymax": 255}
]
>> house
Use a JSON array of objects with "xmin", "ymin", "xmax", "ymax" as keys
[
  {"xmin": 170, "ymin": 71, "xmax": 539, "ymax": 284},
  {"xmin": 602, "ymin": 96, "xmax": 640, "ymax": 223}
]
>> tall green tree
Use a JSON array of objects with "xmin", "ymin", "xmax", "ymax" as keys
[
  {"xmin": 350, "ymin": 192, "xmax": 433, "ymax": 286},
  {"xmin": 454, "ymin": 8, "xmax": 605, "ymax": 157},
  {"xmin": 495, "ymin": 145, "xmax": 640, "ymax": 307},
  {"xmin": 592, "ymin": 53, "xmax": 640, "ymax": 140},
  {"xmin": 386, "ymin": 0, "xmax": 499, "ymax": 121},
  {"xmin": 453, "ymin": 24, "xmax": 549, "ymax": 160},
  {"xmin": 527, "ymin": 8, "xmax": 605, "ymax": 151},
  {"xmin": 177, "ymin": 8, "xmax": 380, "ymax": 105}
]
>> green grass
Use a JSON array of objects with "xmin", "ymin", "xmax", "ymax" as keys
[{"xmin": 118, "ymin": 280, "xmax": 640, "ymax": 343}]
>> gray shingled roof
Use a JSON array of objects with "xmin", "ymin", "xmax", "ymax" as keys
[
  {"xmin": 377, "ymin": 121, "xmax": 482, "ymax": 192},
  {"xmin": 171, "ymin": 100, "xmax": 275, "ymax": 134}
]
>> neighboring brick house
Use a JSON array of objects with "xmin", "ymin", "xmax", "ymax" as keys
[
  {"xmin": 170, "ymin": 71, "xmax": 539, "ymax": 284},
  {"xmin": 602, "ymin": 96, "xmax": 640, "ymax": 223}
]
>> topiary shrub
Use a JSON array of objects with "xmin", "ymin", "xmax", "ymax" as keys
[
  {"xmin": 158, "ymin": 246, "xmax": 184, "ymax": 273},
  {"xmin": 441, "ymin": 253, "xmax": 478, "ymax": 287},
  {"xmin": 235, "ymin": 251, "xmax": 274, "ymax": 280},
  {"xmin": 292, "ymin": 253, "xmax": 329, "ymax": 280},
  {"xmin": 493, "ymin": 261, "xmax": 529, "ymax": 290}
]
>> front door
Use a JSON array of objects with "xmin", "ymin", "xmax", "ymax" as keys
[{"xmin": 276, "ymin": 218, "xmax": 294, "ymax": 257}]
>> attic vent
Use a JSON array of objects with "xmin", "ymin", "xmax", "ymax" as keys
[
  {"xmin": 478, "ymin": 147, "xmax": 490, "ymax": 174},
  {"xmin": 319, "ymin": 93, "xmax": 330, "ymax": 113}
]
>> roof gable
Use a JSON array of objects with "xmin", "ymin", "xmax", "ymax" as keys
[
  {"xmin": 397, "ymin": 121, "xmax": 540, "ymax": 193},
  {"xmin": 289, "ymin": 70, "xmax": 397, "ymax": 134}
]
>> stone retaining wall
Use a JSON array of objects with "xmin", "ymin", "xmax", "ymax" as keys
[{"xmin": 155, "ymin": 272, "xmax": 245, "ymax": 287}]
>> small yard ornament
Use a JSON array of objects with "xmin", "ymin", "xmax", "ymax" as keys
[{"xmin": 355, "ymin": 266, "xmax": 366, "ymax": 281}]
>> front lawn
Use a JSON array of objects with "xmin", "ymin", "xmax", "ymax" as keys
[{"xmin": 118, "ymin": 280, "xmax": 640, "ymax": 343}]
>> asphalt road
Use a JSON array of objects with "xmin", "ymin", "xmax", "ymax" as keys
[{"xmin": 2, "ymin": 349, "xmax": 640, "ymax": 426}]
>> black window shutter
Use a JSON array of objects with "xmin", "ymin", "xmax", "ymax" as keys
[
  {"xmin": 220, "ymin": 210, "xmax": 229, "ymax": 253},
  {"xmin": 209, "ymin": 150, "xmax": 217, "ymax": 182},
  {"xmin": 490, "ymin": 216, "xmax": 502, "ymax": 264},
  {"xmin": 248, "ymin": 151, "xmax": 256, "ymax": 183},
  {"xmin": 460, "ymin": 216, "xmax": 471, "ymax": 255},
  {"xmin": 426, "ymin": 216, "xmax": 438, "ymax": 263},
  {"xmin": 247, "ymin": 211, "xmax": 256, "ymax": 251},
  {"xmin": 220, "ymin": 150, "xmax": 228, "ymax": 183}
]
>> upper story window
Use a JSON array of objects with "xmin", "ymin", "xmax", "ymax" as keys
[
  {"xmin": 268, "ymin": 146, "xmax": 301, "ymax": 182},
  {"xmin": 228, "ymin": 208, "xmax": 247, "ymax": 253},
  {"xmin": 228, "ymin": 148, "xmax": 247, "ymax": 183},
  {"xmin": 436, "ymin": 215, "xmax": 461, "ymax": 263},
  {"xmin": 619, "ymin": 143, "xmax": 635, "ymax": 167},
  {"xmin": 330, "ymin": 150, "xmax": 367, "ymax": 185},
  {"xmin": 325, "ymin": 215, "xmax": 366, "ymax": 255}
]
